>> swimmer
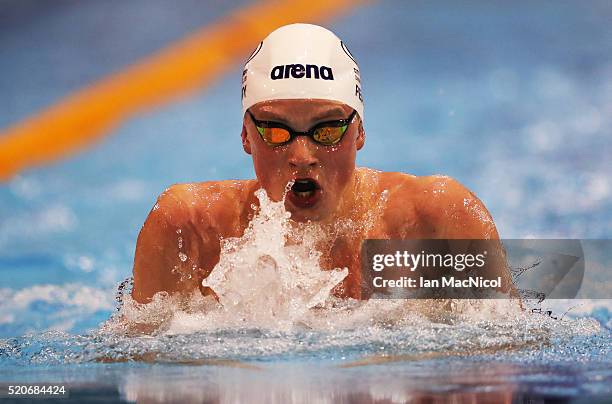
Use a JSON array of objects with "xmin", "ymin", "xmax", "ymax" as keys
[{"xmin": 131, "ymin": 23, "xmax": 513, "ymax": 304}]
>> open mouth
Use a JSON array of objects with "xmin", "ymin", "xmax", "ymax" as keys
[
  {"xmin": 287, "ymin": 178, "xmax": 321, "ymax": 208},
  {"xmin": 292, "ymin": 178, "xmax": 318, "ymax": 197}
]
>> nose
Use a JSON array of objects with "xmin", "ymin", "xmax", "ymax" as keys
[{"xmin": 287, "ymin": 137, "xmax": 318, "ymax": 169}]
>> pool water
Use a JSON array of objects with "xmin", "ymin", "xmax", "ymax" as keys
[
  {"xmin": 2, "ymin": 188, "xmax": 611, "ymax": 402},
  {"xmin": 1, "ymin": 305, "xmax": 610, "ymax": 402},
  {"xmin": 1, "ymin": 0, "xmax": 611, "ymax": 402}
]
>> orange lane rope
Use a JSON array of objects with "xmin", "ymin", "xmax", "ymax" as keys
[{"xmin": 0, "ymin": 0, "xmax": 368, "ymax": 181}]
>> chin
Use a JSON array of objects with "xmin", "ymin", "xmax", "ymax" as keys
[{"xmin": 284, "ymin": 201, "xmax": 330, "ymax": 223}]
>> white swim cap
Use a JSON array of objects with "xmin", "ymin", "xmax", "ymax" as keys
[{"xmin": 241, "ymin": 23, "xmax": 364, "ymax": 120}]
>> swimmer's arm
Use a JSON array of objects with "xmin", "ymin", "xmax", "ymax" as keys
[
  {"xmin": 389, "ymin": 175, "xmax": 516, "ymax": 296},
  {"xmin": 131, "ymin": 188, "xmax": 206, "ymax": 304},
  {"xmin": 383, "ymin": 174, "xmax": 498, "ymax": 239},
  {"xmin": 420, "ymin": 176, "xmax": 517, "ymax": 296},
  {"xmin": 422, "ymin": 176, "xmax": 499, "ymax": 239}
]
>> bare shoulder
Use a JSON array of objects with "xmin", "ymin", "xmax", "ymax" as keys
[
  {"xmin": 132, "ymin": 179, "xmax": 256, "ymax": 303},
  {"xmin": 417, "ymin": 175, "xmax": 498, "ymax": 238},
  {"xmin": 379, "ymin": 172, "xmax": 499, "ymax": 239},
  {"xmin": 154, "ymin": 179, "xmax": 256, "ymax": 230}
]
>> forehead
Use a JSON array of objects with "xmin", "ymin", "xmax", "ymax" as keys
[{"xmin": 249, "ymin": 99, "xmax": 352, "ymax": 121}]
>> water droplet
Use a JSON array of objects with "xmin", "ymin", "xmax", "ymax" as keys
[{"xmin": 179, "ymin": 252, "xmax": 188, "ymax": 262}]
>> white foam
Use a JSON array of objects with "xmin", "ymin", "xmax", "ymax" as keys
[
  {"xmin": 4, "ymin": 284, "xmax": 114, "ymax": 312},
  {"xmin": 103, "ymin": 187, "xmax": 609, "ymax": 362},
  {"xmin": 0, "ymin": 204, "xmax": 77, "ymax": 248},
  {"xmin": 0, "ymin": 284, "xmax": 115, "ymax": 330},
  {"xmin": 199, "ymin": 188, "xmax": 348, "ymax": 328},
  {"xmin": 110, "ymin": 188, "xmax": 534, "ymax": 336}
]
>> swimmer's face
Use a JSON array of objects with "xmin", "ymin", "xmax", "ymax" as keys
[{"xmin": 242, "ymin": 99, "xmax": 365, "ymax": 222}]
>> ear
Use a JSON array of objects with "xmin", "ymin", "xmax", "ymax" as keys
[
  {"xmin": 355, "ymin": 119, "xmax": 365, "ymax": 150},
  {"xmin": 241, "ymin": 125, "xmax": 252, "ymax": 155}
]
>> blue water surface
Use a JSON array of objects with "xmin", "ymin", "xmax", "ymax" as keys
[
  {"xmin": 0, "ymin": 0, "xmax": 611, "ymax": 401},
  {"xmin": 1, "ymin": 0, "xmax": 610, "ymax": 336}
]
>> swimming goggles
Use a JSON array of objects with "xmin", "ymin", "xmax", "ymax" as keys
[{"xmin": 247, "ymin": 109, "xmax": 357, "ymax": 146}]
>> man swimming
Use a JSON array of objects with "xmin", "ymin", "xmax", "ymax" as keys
[{"xmin": 131, "ymin": 24, "xmax": 512, "ymax": 304}]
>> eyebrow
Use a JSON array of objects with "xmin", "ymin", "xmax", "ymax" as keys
[
  {"xmin": 311, "ymin": 107, "xmax": 349, "ymax": 122},
  {"xmin": 255, "ymin": 107, "xmax": 349, "ymax": 124}
]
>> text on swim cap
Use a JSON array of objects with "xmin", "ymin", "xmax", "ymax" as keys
[
  {"xmin": 354, "ymin": 68, "xmax": 363, "ymax": 103},
  {"xmin": 270, "ymin": 64, "xmax": 334, "ymax": 81}
]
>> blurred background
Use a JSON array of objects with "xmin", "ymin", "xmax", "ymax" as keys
[{"xmin": 0, "ymin": 0, "xmax": 610, "ymax": 336}]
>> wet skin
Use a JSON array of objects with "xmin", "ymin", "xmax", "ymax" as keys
[{"xmin": 132, "ymin": 99, "xmax": 510, "ymax": 303}]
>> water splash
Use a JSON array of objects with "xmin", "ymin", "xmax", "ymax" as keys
[
  {"xmin": 107, "ymin": 187, "xmax": 531, "ymax": 337},
  {"xmin": 201, "ymin": 188, "xmax": 348, "ymax": 325},
  {"xmin": 1, "ymin": 303, "xmax": 607, "ymax": 366},
  {"xmin": 3, "ymin": 186, "xmax": 604, "ymax": 367}
]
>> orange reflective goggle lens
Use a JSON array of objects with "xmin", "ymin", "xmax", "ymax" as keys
[{"xmin": 248, "ymin": 110, "xmax": 357, "ymax": 146}]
